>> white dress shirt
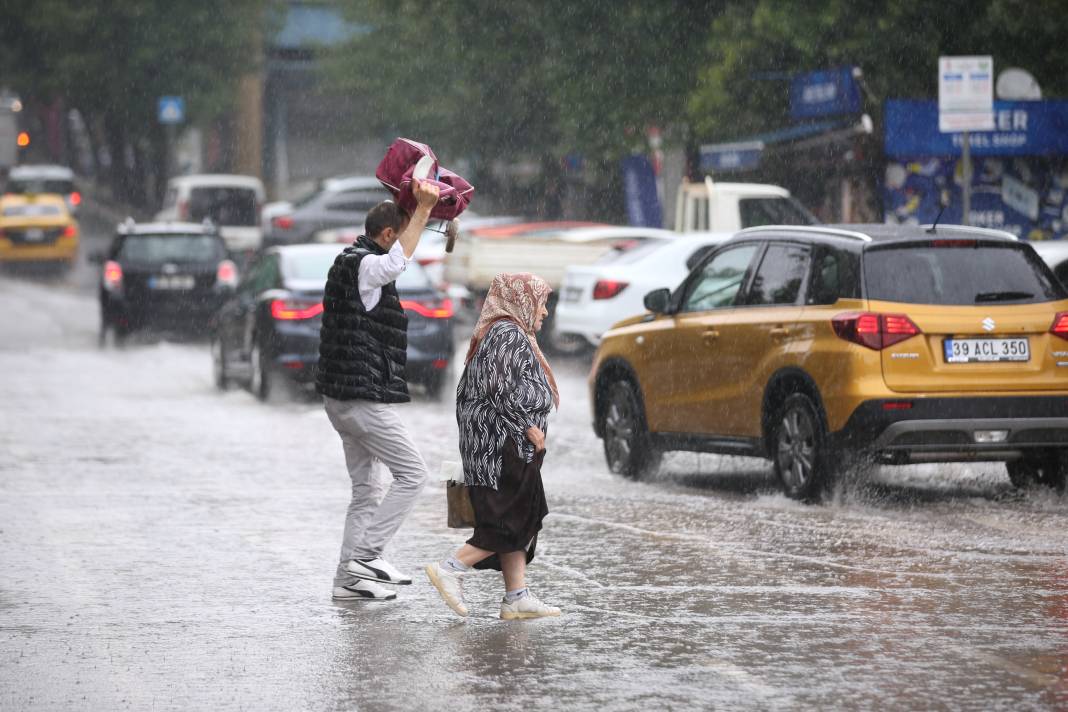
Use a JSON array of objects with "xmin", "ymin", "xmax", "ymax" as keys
[{"xmin": 357, "ymin": 240, "xmax": 411, "ymax": 311}]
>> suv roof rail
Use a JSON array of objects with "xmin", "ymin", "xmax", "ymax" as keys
[
  {"xmin": 117, "ymin": 216, "xmax": 137, "ymax": 234},
  {"xmin": 919, "ymin": 224, "xmax": 1018, "ymax": 241},
  {"xmin": 735, "ymin": 225, "xmax": 872, "ymax": 243}
]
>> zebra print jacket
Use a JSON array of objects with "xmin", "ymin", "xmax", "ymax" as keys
[{"xmin": 456, "ymin": 320, "xmax": 553, "ymax": 490}]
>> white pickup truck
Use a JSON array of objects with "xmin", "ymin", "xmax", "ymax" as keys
[{"xmin": 674, "ymin": 176, "xmax": 816, "ymax": 233}]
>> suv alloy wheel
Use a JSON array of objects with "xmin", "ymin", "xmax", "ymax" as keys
[
  {"xmin": 602, "ymin": 381, "xmax": 661, "ymax": 479},
  {"xmin": 773, "ymin": 393, "xmax": 833, "ymax": 501}
]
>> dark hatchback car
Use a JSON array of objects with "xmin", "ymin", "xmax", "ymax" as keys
[
  {"xmin": 95, "ymin": 221, "xmax": 237, "ymax": 344},
  {"xmin": 212, "ymin": 243, "xmax": 454, "ymax": 400}
]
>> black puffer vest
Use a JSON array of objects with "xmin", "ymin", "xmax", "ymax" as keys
[{"xmin": 315, "ymin": 235, "xmax": 410, "ymax": 403}]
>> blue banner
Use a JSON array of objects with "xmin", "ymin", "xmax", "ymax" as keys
[
  {"xmin": 790, "ymin": 67, "xmax": 861, "ymax": 120},
  {"xmin": 621, "ymin": 155, "xmax": 662, "ymax": 228},
  {"xmin": 885, "ymin": 99, "xmax": 1068, "ymax": 158},
  {"xmin": 699, "ymin": 141, "xmax": 764, "ymax": 173}
]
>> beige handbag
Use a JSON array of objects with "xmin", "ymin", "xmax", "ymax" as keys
[
  {"xmin": 446, "ymin": 480, "xmax": 476, "ymax": 529},
  {"xmin": 441, "ymin": 461, "xmax": 475, "ymax": 528}
]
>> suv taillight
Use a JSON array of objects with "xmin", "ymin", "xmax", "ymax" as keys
[
  {"xmin": 1051, "ymin": 312, "xmax": 1068, "ymax": 341},
  {"xmin": 832, "ymin": 312, "xmax": 921, "ymax": 350},
  {"xmin": 216, "ymin": 259, "xmax": 238, "ymax": 288},
  {"xmin": 103, "ymin": 260, "xmax": 123, "ymax": 291},
  {"xmin": 270, "ymin": 299, "xmax": 323, "ymax": 320},
  {"xmin": 271, "ymin": 215, "xmax": 294, "ymax": 230}
]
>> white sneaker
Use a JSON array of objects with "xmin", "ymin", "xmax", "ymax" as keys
[
  {"xmin": 425, "ymin": 562, "xmax": 468, "ymax": 617},
  {"xmin": 346, "ymin": 557, "xmax": 412, "ymax": 585},
  {"xmin": 332, "ymin": 579, "xmax": 397, "ymax": 601},
  {"xmin": 500, "ymin": 592, "xmax": 561, "ymax": 620}
]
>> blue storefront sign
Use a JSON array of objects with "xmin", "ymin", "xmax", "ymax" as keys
[
  {"xmin": 699, "ymin": 141, "xmax": 764, "ymax": 173},
  {"xmin": 885, "ymin": 99, "xmax": 1068, "ymax": 158},
  {"xmin": 789, "ymin": 67, "xmax": 861, "ymax": 120},
  {"xmin": 883, "ymin": 98, "xmax": 1068, "ymax": 240},
  {"xmin": 621, "ymin": 154, "xmax": 662, "ymax": 228}
]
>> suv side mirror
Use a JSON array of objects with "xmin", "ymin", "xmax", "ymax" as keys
[{"xmin": 643, "ymin": 288, "xmax": 672, "ymax": 314}]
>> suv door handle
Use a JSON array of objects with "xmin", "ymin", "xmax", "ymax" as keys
[{"xmin": 770, "ymin": 326, "xmax": 790, "ymax": 338}]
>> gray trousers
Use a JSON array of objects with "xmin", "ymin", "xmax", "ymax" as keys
[{"xmin": 324, "ymin": 397, "xmax": 429, "ymax": 586}]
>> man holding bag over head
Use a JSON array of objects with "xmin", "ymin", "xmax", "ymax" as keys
[{"xmin": 317, "ymin": 178, "xmax": 440, "ymax": 601}]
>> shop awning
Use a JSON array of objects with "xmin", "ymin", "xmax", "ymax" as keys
[{"xmin": 700, "ymin": 114, "xmax": 872, "ymax": 172}]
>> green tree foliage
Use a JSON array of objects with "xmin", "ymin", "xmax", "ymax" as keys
[
  {"xmin": 0, "ymin": 0, "xmax": 267, "ymax": 204},
  {"xmin": 326, "ymin": 0, "xmax": 722, "ymax": 160},
  {"xmin": 687, "ymin": 0, "xmax": 1068, "ymax": 143}
]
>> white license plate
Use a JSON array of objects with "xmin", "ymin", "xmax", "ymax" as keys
[
  {"xmin": 149, "ymin": 275, "xmax": 195, "ymax": 290},
  {"xmin": 944, "ymin": 337, "xmax": 1030, "ymax": 363},
  {"xmin": 562, "ymin": 286, "xmax": 584, "ymax": 303},
  {"xmin": 24, "ymin": 229, "xmax": 44, "ymax": 241}
]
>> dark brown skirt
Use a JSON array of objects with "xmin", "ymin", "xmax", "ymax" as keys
[{"xmin": 467, "ymin": 442, "xmax": 549, "ymax": 571}]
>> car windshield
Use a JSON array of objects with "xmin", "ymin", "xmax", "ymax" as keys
[
  {"xmin": 7, "ymin": 179, "xmax": 74, "ymax": 195},
  {"xmin": 864, "ymin": 242, "xmax": 1066, "ymax": 305},
  {"xmin": 284, "ymin": 250, "xmax": 433, "ymax": 290},
  {"xmin": 188, "ymin": 187, "xmax": 257, "ymax": 226},
  {"xmin": 3, "ymin": 203, "xmax": 64, "ymax": 217},
  {"xmin": 117, "ymin": 234, "xmax": 224, "ymax": 263}
]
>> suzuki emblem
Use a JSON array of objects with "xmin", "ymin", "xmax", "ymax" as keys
[{"xmin": 982, "ymin": 317, "xmax": 995, "ymax": 332}]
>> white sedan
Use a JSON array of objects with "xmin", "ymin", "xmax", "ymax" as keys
[{"xmin": 553, "ymin": 231, "xmax": 731, "ymax": 348}]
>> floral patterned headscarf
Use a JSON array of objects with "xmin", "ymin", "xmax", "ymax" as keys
[{"xmin": 465, "ymin": 272, "xmax": 560, "ymax": 407}]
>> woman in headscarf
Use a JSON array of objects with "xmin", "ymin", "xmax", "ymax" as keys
[{"xmin": 425, "ymin": 272, "xmax": 561, "ymax": 620}]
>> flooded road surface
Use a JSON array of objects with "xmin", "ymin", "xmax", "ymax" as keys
[{"xmin": 1, "ymin": 276, "xmax": 1066, "ymax": 711}]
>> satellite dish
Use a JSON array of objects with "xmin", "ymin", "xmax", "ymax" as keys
[{"xmin": 996, "ymin": 68, "xmax": 1042, "ymax": 100}]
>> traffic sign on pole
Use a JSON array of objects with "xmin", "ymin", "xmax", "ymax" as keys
[
  {"xmin": 938, "ymin": 56, "xmax": 994, "ymax": 133},
  {"xmin": 158, "ymin": 96, "xmax": 185, "ymax": 125}
]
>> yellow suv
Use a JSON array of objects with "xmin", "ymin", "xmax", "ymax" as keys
[{"xmin": 590, "ymin": 224, "xmax": 1068, "ymax": 500}]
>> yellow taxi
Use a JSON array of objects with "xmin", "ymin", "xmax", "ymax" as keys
[
  {"xmin": 0, "ymin": 193, "xmax": 79, "ymax": 267},
  {"xmin": 589, "ymin": 224, "xmax": 1068, "ymax": 500}
]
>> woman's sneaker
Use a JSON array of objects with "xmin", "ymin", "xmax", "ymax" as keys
[
  {"xmin": 332, "ymin": 579, "xmax": 397, "ymax": 601},
  {"xmin": 424, "ymin": 562, "xmax": 468, "ymax": 617},
  {"xmin": 499, "ymin": 592, "xmax": 561, "ymax": 620},
  {"xmin": 345, "ymin": 557, "xmax": 412, "ymax": 585}
]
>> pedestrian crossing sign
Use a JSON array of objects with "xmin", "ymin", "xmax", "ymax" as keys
[{"xmin": 158, "ymin": 96, "xmax": 185, "ymax": 125}]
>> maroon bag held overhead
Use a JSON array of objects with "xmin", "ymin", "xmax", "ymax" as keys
[{"xmin": 375, "ymin": 138, "xmax": 475, "ymax": 221}]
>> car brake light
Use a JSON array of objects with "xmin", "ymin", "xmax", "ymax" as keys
[
  {"xmin": 216, "ymin": 259, "xmax": 238, "ymax": 288},
  {"xmin": 70, "ymin": 191, "xmax": 82, "ymax": 206},
  {"xmin": 271, "ymin": 215, "xmax": 294, "ymax": 230},
  {"xmin": 882, "ymin": 401, "xmax": 914, "ymax": 411},
  {"xmin": 401, "ymin": 297, "xmax": 454, "ymax": 318},
  {"xmin": 832, "ymin": 312, "xmax": 921, "ymax": 350},
  {"xmin": 931, "ymin": 239, "xmax": 977, "ymax": 247},
  {"xmin": 63, "ymin": 224, "xmax": 77, "ymax": 238},
  {"xmin": 270, "ymin": 299, "xmax": 323, "ymax": 320},
  {"xmin": 103, "ymin": 260, "xmax": 123, "ymax": 291},
  {"xmin": 1051, "ymin": 312, "xmax": 1068, "ymax": 341},
  {"xmin": 593, "ymin": 280, "xmax": 629, "ymax": 300}
]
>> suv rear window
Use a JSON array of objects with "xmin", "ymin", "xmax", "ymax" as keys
[
  {"xmin": 117, "ymin": 234, "xmax": 225, "ymax": 263},
  {"xmin": 189, "ymin": 187, "xmax": 257, "ymax": 226},
  {"xmin": 864, "ymin": 242, "xmax": 1066, "ymax": 305}
]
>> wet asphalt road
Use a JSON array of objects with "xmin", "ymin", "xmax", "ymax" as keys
[{"xmin": 1, "ymin": 217, "xmax": 1066, "ymax": 710}]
